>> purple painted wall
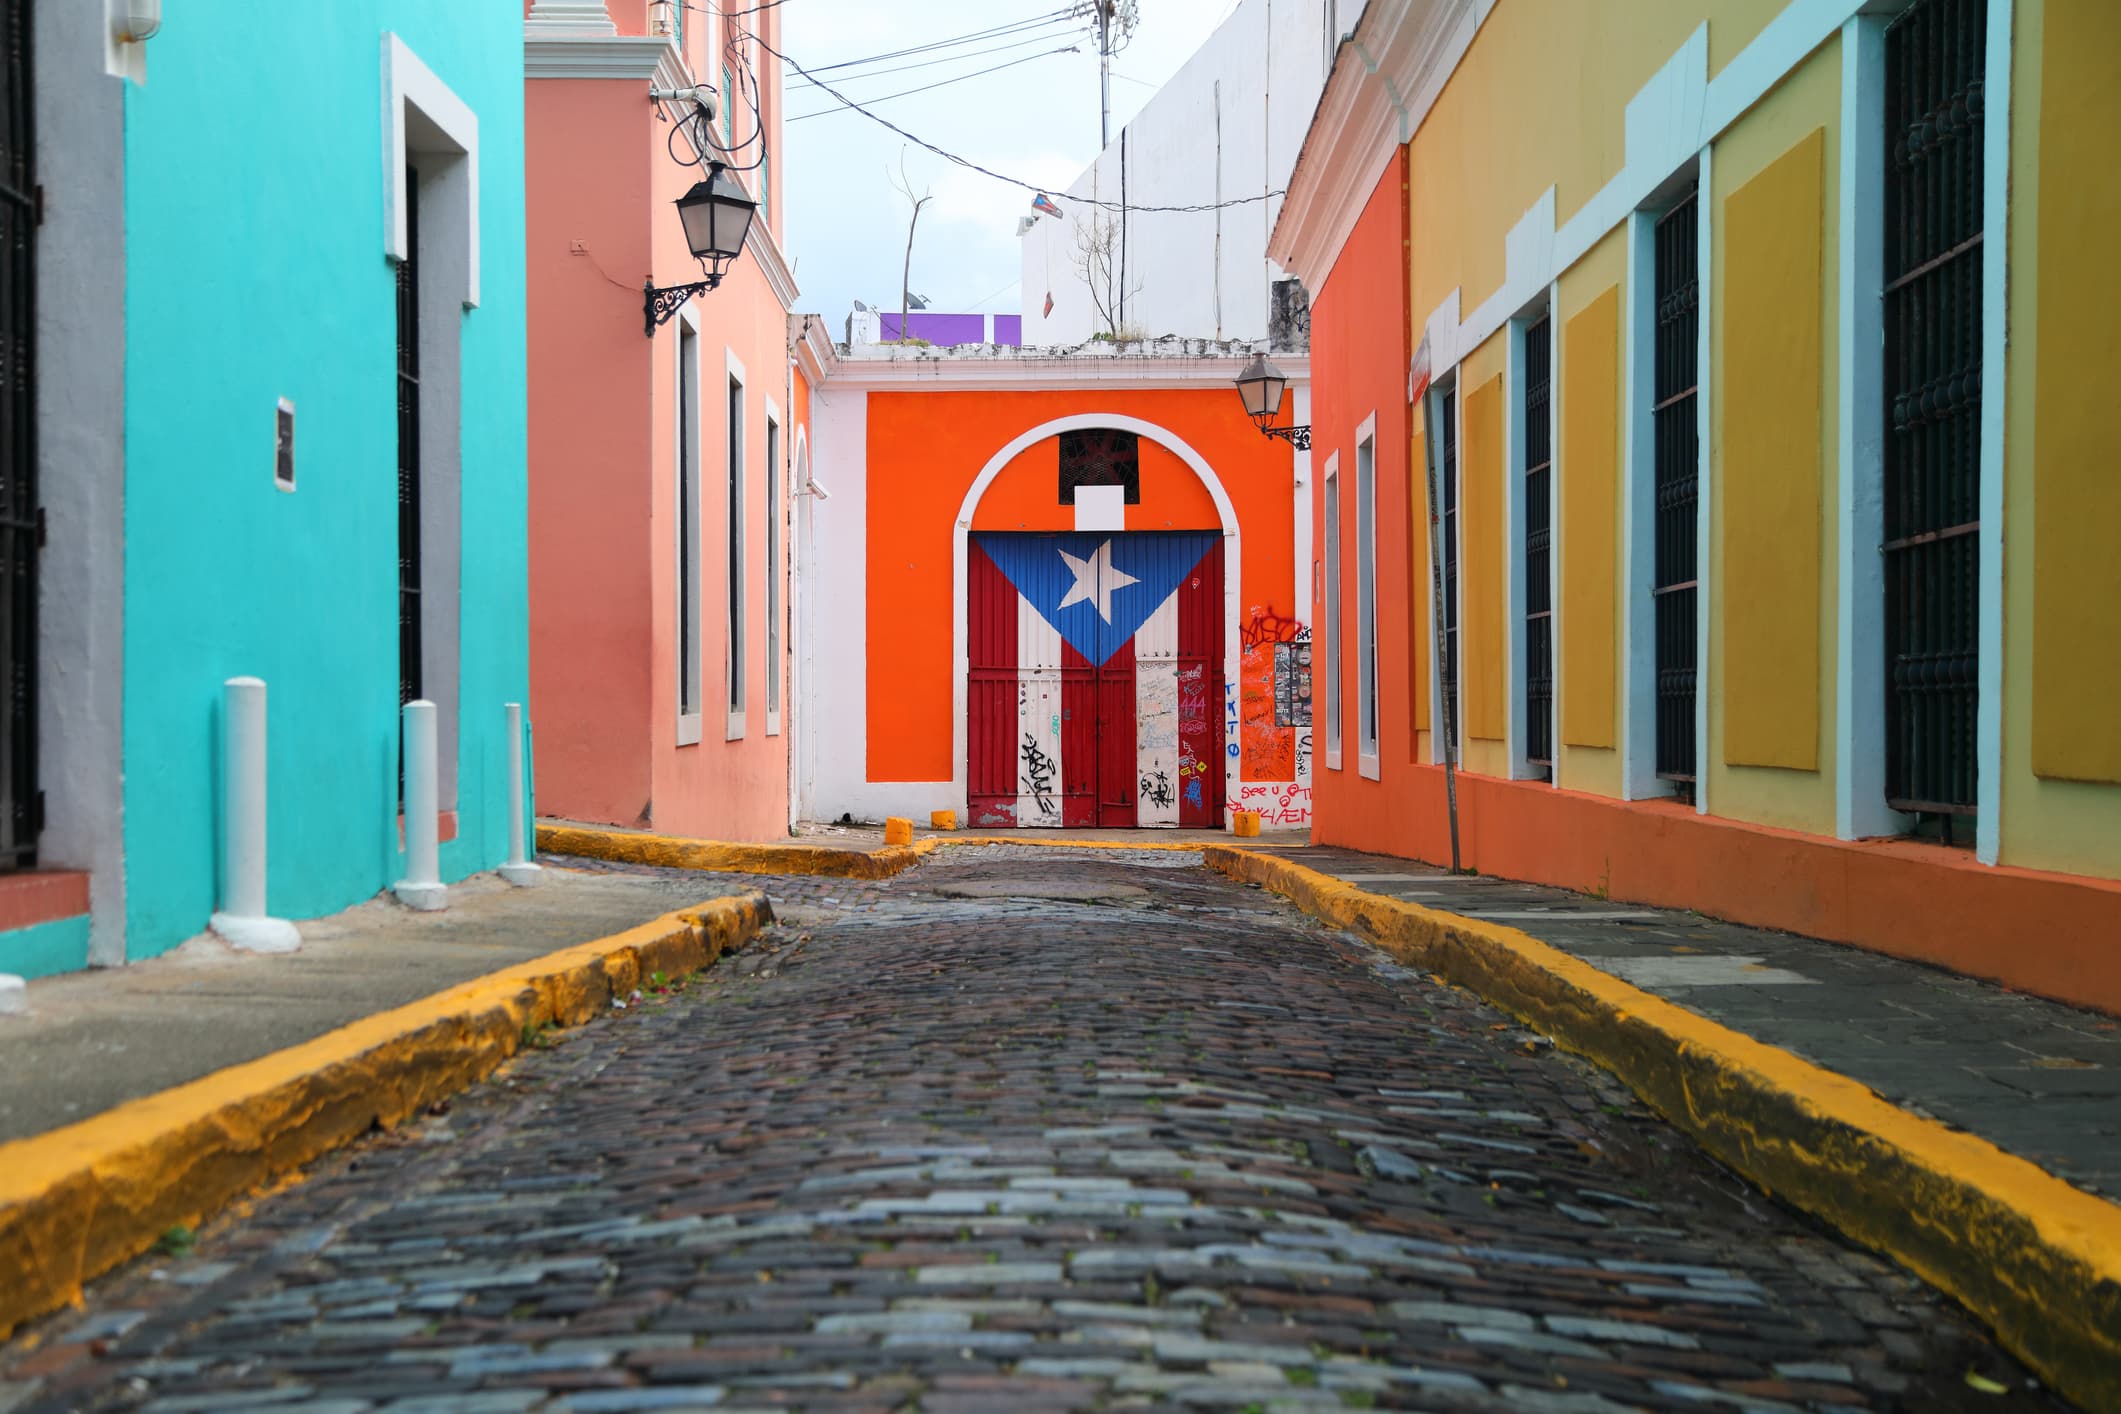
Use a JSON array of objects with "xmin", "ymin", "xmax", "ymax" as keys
[{"xmin": 877, "ymin": 312, "xmax": 1021, "ymax": 346}]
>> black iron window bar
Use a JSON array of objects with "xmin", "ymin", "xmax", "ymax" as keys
[
  {"xmin": 1523, "ymin": 313, "xmax": 1553, "ymax": 775},
  {"xmin": 1440, "ymin": 390, "xmax": 1461, "ymax": 729},
  {"xmin": 1652, "ymin": 184, "xmax": 1700, "ymax": 792},
  {"xmin": 1882, "ymin": 0, "xmax": 1984, "ymax": 833}
]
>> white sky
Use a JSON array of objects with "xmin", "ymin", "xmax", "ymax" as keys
[{"xmin": 779, "ymin": 0, "xmax": 1242, "ymax": 331}]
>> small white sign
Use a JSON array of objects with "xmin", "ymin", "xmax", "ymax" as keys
[{"xmin": 1074, "ymin": 483, "xmax": 1124, "ymax": 532}]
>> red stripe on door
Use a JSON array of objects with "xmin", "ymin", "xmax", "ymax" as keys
[
  {"xmin": 1097, "ymin": 637, "xmax": 1138, "ymax": 827},
  {"xmin": 1176, "ymin": 541, "xmax": 1224, "ymax": 828},
  {"xmin": 966, "ymin": 541, "xmax": 1018, "ymax": 829},
  {"xmin": 1060, "ymin": 639, "xmax": 1098, "ymax": 829}
]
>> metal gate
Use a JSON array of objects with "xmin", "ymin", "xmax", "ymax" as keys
[
  {"xmin": 0, "ymin": 0, "xmax": 35, "ymax": 870},
  {"xmin": 967, "ymin": 532, "xmax": 1223, "ymax": 829},
  {"xmin": 1883, "ymin": 0, "xmax": 1984, "ymax": 822}
]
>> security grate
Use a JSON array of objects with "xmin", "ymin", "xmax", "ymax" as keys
[
  {"xmin": 0, "ymin": 0, "xmax": 33, "ymax": 868},
  {"xmin": 1523, "ymin": 314, "xmax": 1553, "ymax": 774},
  {"xmin": 1652, "ymin": 186, "xmax": 1699, "ymax": 788},
  {"xmin": 1058, "ymin": 428, "xmax": 1140, "ymax": 505},
  {"xmin": 1440, "ymin": 391, "xmax": 1460, "ymax": 738},
  {"xmin": 395, "ymin": 166, "xmax": 423, "ymax": 721},
  {"xmin": 1883, "ymin": 0, "xmax": 1984, "ymax": 820}
]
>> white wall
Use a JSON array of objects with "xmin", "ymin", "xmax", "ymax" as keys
[{"xmin": 1020, "ymin": 0, "xmax": 1330, "ymax": 345}]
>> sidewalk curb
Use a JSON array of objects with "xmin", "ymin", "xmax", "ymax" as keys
[
  {"xmin": 0, "ymin": 890, "xmax": 772, "ymax": 1342},
  {"xmin": 538, "ymin": 825, "xmax": 1212, "ymax": 878},
  {"xmin": 1204, "ymin": 845, "xmax": 2121, "ymax": 1412},
  {"xmin": 540, "ymin": 824, "xmax": 938, "ymax": 879}
]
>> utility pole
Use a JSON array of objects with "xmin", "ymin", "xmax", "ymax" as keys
[
  {"xmin": 1078, "ymin": 0, "xmax": 1137, "ymax": 150},
  {"xmin": 1097, "ymin": 2, "xmax": 1111, "ymax": 148}
]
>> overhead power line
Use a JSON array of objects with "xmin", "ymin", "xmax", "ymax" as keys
[
  {"xmin": 790, "ymin": 25, "xmax": 1082, "ymax": 91},
  {"xmin": 758, "ymin": 28, "xmax": 1285, "ymax": 213},
  {"xmin": 788, "ymin": 46, "xmax": 1079, "ymax": 123},
  {"xmin": 803, "ymin": 10, "xmax": 1078, "ymax": 75}
]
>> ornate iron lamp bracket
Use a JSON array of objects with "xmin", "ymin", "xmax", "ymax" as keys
[
  {"xmin": 1261, "ymin": 424, "xmax": 1312, "ymax": 451},
  {"xmin": 645, "ymin": 275, "xmax": 721, "ymax": 336}
]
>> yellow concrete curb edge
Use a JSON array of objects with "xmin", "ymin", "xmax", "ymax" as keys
[
  {"xmin": 539, "ymin": 824, "xmax": 939, "ymax": 879},
  {"xmin": 537, "ymin": 824, "xmax": 1211, "ymax": 878},
  {"xmin": 1204, "ymin": 844, "xmax": 2121, "ymax": 1412},
  {"xmin": 0, "ymin": 890, "xmax": 773, "ymax": 1342}
]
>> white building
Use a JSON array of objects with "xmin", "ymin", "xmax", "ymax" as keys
[{"xmin": 1018, "ymin": 0, "xmax": 1344, "ymax": 345}]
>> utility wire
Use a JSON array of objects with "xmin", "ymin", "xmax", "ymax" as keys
[
  {"xmin": 800, "ymin": 9, "xmax": 1077, "ymax": 73},
  {"xmin": 760, "ymin": 28, "xmax": 1285, "ymax": 213},
  {"xmin": 790, "ymin": 25, "xmax": 1082, "ymax": 90},
  {"xmin": 788, "ymin": 46, "xmax": 1079, "ymax": 123}
]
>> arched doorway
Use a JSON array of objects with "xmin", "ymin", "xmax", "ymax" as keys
[{"xmin": 951, "ymin": 417, "xmax": 1241, "ymax": 828}]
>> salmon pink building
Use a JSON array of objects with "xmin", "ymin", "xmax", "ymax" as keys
[
  {"xmin": 524, "ymin": 0, "xmax": 804, "ymax": 839},
  {"xmin": 797, "ymin": 344, "xmax": 1313, "ymax": 833}
]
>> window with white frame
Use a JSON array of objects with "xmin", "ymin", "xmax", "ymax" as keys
[
  {"xmin": 726, "ymin": 366, "xmax": 747, "ymax": 736},
  {"xmin": 1323, "ymin": 459, "xmax": 1343, "ymax": 765},
  {"xmin": 765, "ymin": 412, "xmax": 782, "ymax": 732},
  {"xmin": 677, "ymin": 322, "xmax": 701, "ymax": 735},
  {"xmin": 1356, "ymin": 426, "xmax": 1379, "ymax": 770}
]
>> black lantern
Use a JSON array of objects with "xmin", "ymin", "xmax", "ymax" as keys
[
  {"xmin": 1234, "ymin": 353, "xmax": 1310, "ymax": 449},
  {"xmin": 646, "ymin": 161, "xmax": 758, "ymax": 334}
]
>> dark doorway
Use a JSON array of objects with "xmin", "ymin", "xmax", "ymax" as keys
[
  {"xmin": 0, "ymin": 0, "xmax": 37, "ymax": 870},
  {"xmin": 396, "ymin": 167, "xmax": 423, "ymax": 717}
]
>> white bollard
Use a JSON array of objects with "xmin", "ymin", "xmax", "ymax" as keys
[
  {"xmin": 209, "ymin": 676, "xmax": 300, "ymax": 953},
  {"xmin": 394, "ymin": 699, "xmax": 448, "ymax": 910},
  {"xmin": 0, "ymin": 973, "xmax": 25, "ymax": 1017},
  {"xmin": 500, "ymin": 701, "xmax": 541, "ymax": 886}
]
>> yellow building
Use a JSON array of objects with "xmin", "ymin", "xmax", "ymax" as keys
[{"xmin": 1277, "ymin": 0, "xmax": 2121, "ymax": 1011}]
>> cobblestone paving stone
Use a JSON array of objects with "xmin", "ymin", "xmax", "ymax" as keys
[{"xmin": 1, "ymin": 850, "xmax": 2060, "ymax": 1413}]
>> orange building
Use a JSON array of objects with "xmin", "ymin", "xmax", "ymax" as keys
[
  {"xmin": 797, "ymin": 345, "xmax": 1313, "ymax": 832},
  {"xmin": 524, "ymin": 0, "xmax": 804, "ymax": 839}
]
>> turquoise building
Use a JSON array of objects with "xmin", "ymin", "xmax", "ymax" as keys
[{"xmin": 6, "ymin": 0, "xmax": 530, "ymax": 977}]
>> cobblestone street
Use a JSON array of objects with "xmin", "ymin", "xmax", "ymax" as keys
[{"xmin": 1, "ymin": 849, "xmax": 2056, "ymax": 1412}]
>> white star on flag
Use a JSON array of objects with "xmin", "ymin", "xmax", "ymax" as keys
[{"xmin": 1056, "ymin": 539, "xmax": 1139, "ymax": 623}]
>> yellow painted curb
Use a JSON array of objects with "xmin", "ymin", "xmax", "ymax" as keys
[
  {"xmin": 0, "ymin": 891, "xmax": 771, "ymax": 1342},
  {"xmin": 538, "ymin": 824, "xmax": 1218, "ymax": 878},
  {"xmin": 1205, "ymin": 845, "xmax": 2121, "ymax": 1410},
  {"xmin": 539, "ymin": 824, "xmax": 937, "ymax": 879}
]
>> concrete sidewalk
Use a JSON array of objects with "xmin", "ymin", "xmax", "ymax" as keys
[
  {"xmin": 0, "ymin": 863, "xmax": 766, "ymax": 1145},
  {"xmin": 1249, "ymin": 843, "xmax": 2121, "ymax": 1200}
]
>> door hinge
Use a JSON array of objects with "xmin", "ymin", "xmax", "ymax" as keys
[{"xmin": 35, "ymin": 507, "xmax": 45, "ymax": 548}]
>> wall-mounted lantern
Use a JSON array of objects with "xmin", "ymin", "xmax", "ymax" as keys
[
  {"xmin": 644, "ymin": 160, "xmax": 758, "ymax": 335},
  {"xmin": 1234, "ymin": 353, "xmax": 1311, "ymax": 450}
]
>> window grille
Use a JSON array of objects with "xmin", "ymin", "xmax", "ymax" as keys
[
  {"xmin": 1652, "ymin": 186, "xmax": 1699, "ymax": 787},
  {"xmin": 1440, "ymin": 391, "xmax": 1460, "ymax": 745},
  {"xmin": 1883, "ymin": 0, "xmax": 1985, "ymax": 821},
  {"xmin": 396, "ymin": 166, "xmax": 423, "ymax": 716},
  {"xmin": 1058, "ymin": 428, "xmax": 1140, "ymax": 504},
  {"xmin": 1523, "ymin": 314, "xmax": 1553, "ymax": 774},
  {"xmin": 0, "ymin": 0, "xmax": 34, "ymax": 867}
]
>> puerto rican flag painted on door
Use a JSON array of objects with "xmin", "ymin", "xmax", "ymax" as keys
[{"xmin": 968, "ymin": 532, "xmax": 1224, "ymax": 829}]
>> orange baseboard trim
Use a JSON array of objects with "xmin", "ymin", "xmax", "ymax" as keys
[
  {"xmin": 1317, "ymin": 768, "xmax": 2121, "ymax": 1016},
  {"xmin": 0, "ymin": 872, "xmax": 91, "ymax": 935}
]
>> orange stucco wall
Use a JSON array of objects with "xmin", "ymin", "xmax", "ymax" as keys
[
  {"xmin": 863, "ymin": 388, "xmax": 1295, "ymax": 784},
  {"xmin": 1311, "ymin": 154, "xmax": 1423, "ymax": 833},
  {"xmin": 526, "ymin": 49, "xmax": 791, "ymax": 840}
]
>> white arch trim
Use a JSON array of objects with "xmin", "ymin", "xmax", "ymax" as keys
[{"xmin": 951, "ymin": 413, "xmax": 1242, "ymax": 823}]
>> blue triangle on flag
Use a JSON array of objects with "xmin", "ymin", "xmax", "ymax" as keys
[{"xmin": 973, "ymin": 531, "xmax": 1219, "ymax": 666}]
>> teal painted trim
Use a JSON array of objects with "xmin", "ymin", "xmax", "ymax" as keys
[{"xmin": 0, "ymin": 914, "xmax": 92, "ymax": 980}]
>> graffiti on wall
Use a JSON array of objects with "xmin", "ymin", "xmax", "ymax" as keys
[
  {"xmin": 1233, "ymin": 780, "xmax": 1313, "ymax": 829},
  {"xmin": 1177, "ymin": 662, "xmax": 1212, "ymax": 810},
  {"xmin": 1238, "ymin": 605, "xmax": 1313, "ymax": 785}
]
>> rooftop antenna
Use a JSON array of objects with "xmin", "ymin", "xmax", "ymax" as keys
[{"xmin": 1074, "ymin": 0, "xmax": 1140, "ymax": 148}]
